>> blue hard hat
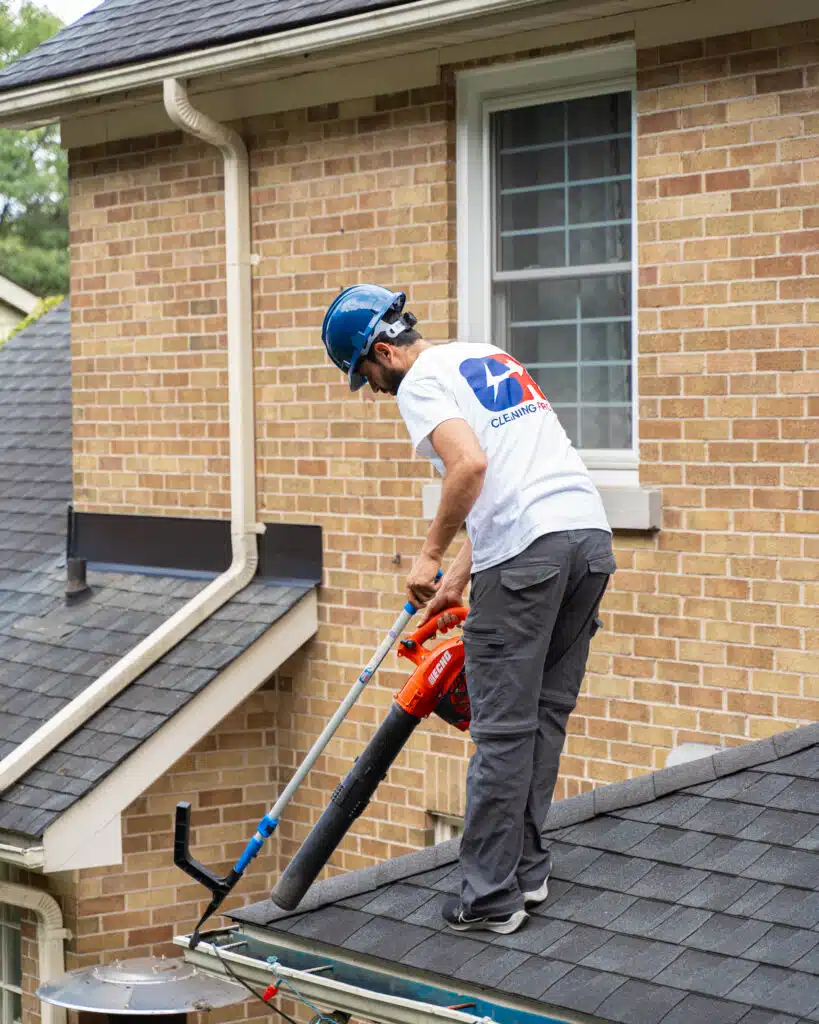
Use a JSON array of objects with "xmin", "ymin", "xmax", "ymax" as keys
[{"xmin": 322, "ymin": 284, "xmax": 407, "ymax": 391}]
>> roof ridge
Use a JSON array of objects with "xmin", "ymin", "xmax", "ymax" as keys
[{"xmin": 249, "ymin": 723, "xmax": 819, "ymax": 925}]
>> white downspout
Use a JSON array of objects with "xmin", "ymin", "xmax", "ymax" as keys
[
  {"xmin": 0, "ymin": 77, "xmax": 262, "ymax": 795},
  {"xmin": 0, "ymin": 881, "xmax": 70, "ymax": 1024}
]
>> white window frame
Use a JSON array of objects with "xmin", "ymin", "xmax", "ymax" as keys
[
  {"xmin": 456, "ymin": 41, "xmax": 638, "ymax": 483},
  {"xmin": 0, "ymin": 868, "xmax": 23, "ymax": 1024}
]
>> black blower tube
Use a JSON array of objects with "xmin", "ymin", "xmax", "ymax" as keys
[{"xmin": 272, "ymin": 703, "xmax": 420, "ymax": 911}]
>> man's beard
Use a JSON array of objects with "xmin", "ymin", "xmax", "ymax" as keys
[{"xmin": 383, "ymin": 366, "xmax": 406, "ymax": 395}]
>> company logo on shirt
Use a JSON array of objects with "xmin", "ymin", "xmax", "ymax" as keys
[{"xmin": 459, "ymin": 353, "xmax": 551, "ymax": 426}]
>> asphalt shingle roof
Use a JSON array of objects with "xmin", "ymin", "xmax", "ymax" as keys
[
  {"xmin": 0, "ymin": 0, "xmax": 420, "ymax": 93},
  {"xmin": 233, "ymin": 725, "xmax": 819, "ymax": 1024},
  {"xmin": 0, "ymin": 303, "xmax": 312, "ymax": 839}
]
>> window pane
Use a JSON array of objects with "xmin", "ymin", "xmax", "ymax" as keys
[
  {"xmin": 492, "ymin": 90, "xmax": 633, "ymax": 451},
  {"xmin": 499, "ymin": 147, "xmax": 564, "ymax": 189},
  {"xmin": 12, "ymin": 990, "xmax": 22, "ymax": 1024},
  {"xmin": 8, "ymin": 924, "xmax": 21, "ymax": 987},
  {"xmin": 569, "ymin": 137, "xmax": 631, "ymax": 182},
  {"xmin": 501, "ymin": 232, "xmax": 565, "ymax": 271},
  {"xmin": 510, "ymin": 325, "xmax": 576, "ymax": 364},
  {"xmin": 581, "ymin": 364, "xmax": 631, "ymax": 404},
  {"xmin": 582, "ymin": 321, "xmax": 630, "ymax": 362},
  {"xmin": 503, "ymin": 274, "xmax": 629, "ymax": 323},
  {"xmin": 581, "ymin": 405, "xmax": 632, "ymax": 449},
  {"xmin": 569, "ymin": 180, "xmax": 630, "ymax": 225},
  {"xmin": 570, "ymin": 225, "xmax": 630, "ymax": 265},
  {"xmin": 567, "ymin": 92, "xmax": 631, "ymax": 139},
  {"xmin": 532, "ymin": 365, "xmax": 577, "ymax": 404},
  {"xmin": 497, "ymin": 104, "xmax": 564, "ymax": 148}
]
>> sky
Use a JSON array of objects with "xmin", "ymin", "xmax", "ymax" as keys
[{"xmin": 42, "ymin": 0, "xmax": 103, "ymax": 25}]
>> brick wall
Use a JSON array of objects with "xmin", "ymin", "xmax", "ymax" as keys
[
  {"xmin": 66, "ymin": 683, "xmax": 318, "ymax": 1024},
  {"xmin": 59, "ymin": 26, "xmax": 819, "ymax": 1019}
]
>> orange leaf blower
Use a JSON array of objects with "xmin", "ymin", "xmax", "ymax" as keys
[{"xmin": 272, "ymin": 608, "xmax": 471, "ymax": 911}]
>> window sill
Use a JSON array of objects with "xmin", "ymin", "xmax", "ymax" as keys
[{"xmin": 421, "ymin": 480, "xmax": 660, "ymax": 532}]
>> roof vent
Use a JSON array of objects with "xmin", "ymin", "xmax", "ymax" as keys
[{"xmin": 665, "ymin": 742, "xmax": 724, "ymax": 768}]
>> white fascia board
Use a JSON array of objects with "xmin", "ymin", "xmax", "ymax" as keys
[
  {"xmin": 41, "ymin": 590, "xmax": 317, "ymax": 874},
  {"xmin": 0, "ymin": 0, "xmax": 597, "ymax": 127},
  {"xmin": 0, "ymin": 274, "xmax": 39, "ymax": 315}
]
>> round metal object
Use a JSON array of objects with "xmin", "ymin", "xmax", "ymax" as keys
[{"xmin": 37, "ymin": 955, "xmax": 248, "ymax": 1015}]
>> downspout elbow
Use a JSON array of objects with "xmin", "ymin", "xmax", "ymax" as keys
[{"xmin": 0, "ymin": 880, "xmax": 69, "ymax": 1024}]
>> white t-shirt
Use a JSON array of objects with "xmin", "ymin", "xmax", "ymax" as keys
[{"xmin": 397, "ymin": 342, "xmax": 611, "ymax": 573}]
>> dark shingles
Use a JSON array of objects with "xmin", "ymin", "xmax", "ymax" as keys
[
  {"xmin": 539, "ymin": 924, "xmax": 609, "ymax": 963},
  {"xmin": 661, "ymin": 994, "xmax": 749, "ymax": 1024},
  {"xmin": 683, "ymin": 914, "xmax": 772, "ymax": 956},
  {"xmin": 561, "ymin": 817, "xmax": 657, "ymax": 853},
  {"xmin": 575, "ymin": 852, "xmax": 654, "ymax": 892},
  {"xmin": 683, "ymin": 800, "xmax": 766, "ymax": 837},
  {"xmin": 741, "ymin": 926, "xmax": 819, "ymax": 968},
  {"xmin": 736, "ymin": 1012, "xmax": 801, "ymax": 1024},
  {"xmin": 728, "ymin": 965, "xmax": 819, "ymax": 1017},
  {"xmin": 356, "ymin": 883, "xmax": 435, "ymax": 920},
  {"xmin": 737, "ymin": 808, "xmax": 818, "ymax": 845},
  {"xmin": 453, "ymin": 946, "xmax": 530, "ymax": 988},
  {"xmin": 579, "ymin": 934, "xmax": 681, "ymax": 980},
  {"xmin": 684, "ymin": 837, "xmax": 769, "ymax": 877},
  {"xmin": 607, "ymin": 898, "xmax": 676, "ymax": 937},
  {"xmin": 680, "ymin": 874, "xmax": 757, "ymax": 913},
  {"xmin": 540, "ymin": 965, "xmax": 627, "ymax": 1015},
  {"xmin": 343, "ymin": 917, "xmax": 431, "ymax": 961},
  {"xmin": 743, "ymin": 847, "xmax": 819, "ymax": 888},
  {"xmin": 751, "ymin": 888, "xmax": 819, "ymax": 929},
  {"xmin": 597, "ymin": 979, "xmax": 686, "ymax": 1024},
  {"xmin": 627, "ymin": 825, "xmax": 714, "ymax": 866},
  {"xmin": 489, "ymin": 915, "xmax": 575, "ymax": 955},
  {"xmin": 768, "ymin": 778, "xmax": 819, "ymax": 815},
  {"xmin": 627, "ymin": 863, "xmax": 709, "ymax": 902},
  {"xmin": 646, "ymin": 907, "xmax": 715, "ymax": 944},
  {"xmin": 494, "ymin": 956, "xmax": 572, "ymax": 1000},
  {"xmin": 287, "ymin": 906, "xmax": 371, "ymax": 944},
  {"xmin": 759, "ymin": 748, "xmax": 819, "ymax": 779},
  {"xmin": 654, "ymin": 948, "xmax": 757, "ymax": 998},
  {"xmin": 549, "ymin": 843, "xmax": 603, "ymax": 881},
  {"xmin": 563, "ymin": 889, "xmax": 637, "ymax": 927},
  {"xmin": 401, "ymin": 932, "xmax": 489, "ymax": 974},
  {"xmin": 403, "ymin": 890, "xmax": 452, "ymax": 930}
]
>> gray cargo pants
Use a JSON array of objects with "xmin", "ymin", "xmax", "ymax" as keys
[{"xmin": 460, "ymin": 528, "xmax": 615, "ymax": 917}]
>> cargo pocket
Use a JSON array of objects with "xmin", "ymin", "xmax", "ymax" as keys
[
  {"xmin": 500, "ymin": 561, "xmax": 561, "ymax": 592},
  {"xmin": 588, "ymin": 553, "xmax": 617, "ymax": 576}
]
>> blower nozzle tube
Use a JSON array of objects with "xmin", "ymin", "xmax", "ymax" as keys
[{"xmin": 272, "ymin": 703, "xmax": 419, "ymax": 911}]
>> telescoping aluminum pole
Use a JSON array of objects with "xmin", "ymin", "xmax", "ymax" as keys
[{"xmin": 175, "ymin": 576, "xmax": 441, "ymax": 946}]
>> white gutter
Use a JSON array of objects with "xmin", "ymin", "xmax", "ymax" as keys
[
  {"xmin": 0, "ymin": 0, "xmax": 564, "ymax": 123},
  {"xmin": 0, "ymin": 880, "xmax": 70, "ymax": 1024},
  {"xmin": 0, "ymin": 840, "xmax": 45, "ymax": 870},
  {"xmin": 179, "ymin": 936, "xmax": 496, "ymax": 1024},
  {"xmin": 0, "ymin": 79, "xmax": 262, "ymax": 796}
]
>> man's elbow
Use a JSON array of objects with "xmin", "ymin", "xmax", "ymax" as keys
[{"xmin": 463, "ymin": 453, "xmax": 488, "ymax": 485}]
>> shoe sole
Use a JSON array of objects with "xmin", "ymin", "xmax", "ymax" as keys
[
  {"xmin": 523, "ymin": 880, "xmax": 550, "ymax": 908},
  {"xmin": 446, "ymin": 910, "xmax": 528, "ymax": 935}
]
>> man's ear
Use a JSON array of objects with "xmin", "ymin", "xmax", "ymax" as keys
[{"xmin": 371, "ymin": 340, "xmax": 392, "ymax": 363}]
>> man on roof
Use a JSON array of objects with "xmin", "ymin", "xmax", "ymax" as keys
[{"xmin": 322, "ymin": 284, "xmax": 615, "ymax": 935}]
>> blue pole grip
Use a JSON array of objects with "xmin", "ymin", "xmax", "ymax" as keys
[
  {"xmin": 405, "ymin": 569, "xmax": 443, "ymax": 614},
  {"xmin": 233, "ymin": 814, "xmax": 278, "ymax": 875}
]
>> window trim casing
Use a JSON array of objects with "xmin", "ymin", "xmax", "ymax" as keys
[{"xmin": 456, "ymin": 41, "xmax": 638, "ymax": 475}]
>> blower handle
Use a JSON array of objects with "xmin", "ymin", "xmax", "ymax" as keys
[{"xmin": 408, "ymin": 606, "xmax": 469, "ymax": 647}]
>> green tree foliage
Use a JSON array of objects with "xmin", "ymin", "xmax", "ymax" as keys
[{"xmin": 0, "ymin": 2, "xmax": 67, "ymax": 297}]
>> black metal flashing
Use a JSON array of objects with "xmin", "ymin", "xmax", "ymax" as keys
[{"xmin": 68, "ymin": 510, "xmax": 322, "ymax": 584}]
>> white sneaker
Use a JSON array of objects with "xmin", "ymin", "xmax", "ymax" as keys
[{"xmin": 522, "ymin": 877, "xmax": 550, "ymax": 907}]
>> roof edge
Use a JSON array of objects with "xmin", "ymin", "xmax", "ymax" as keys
[
  {"xmin": 240, "ymin": 722, "xmax": 819, "ymax": 925},
  {"xmin": 0, "ymin": 0, "xmax": 551, "ymax": 128}
]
